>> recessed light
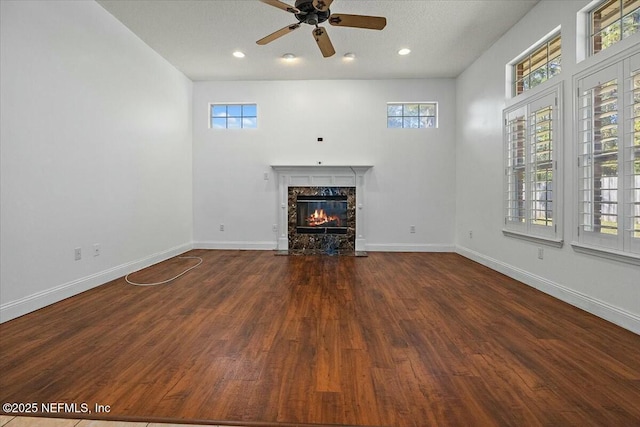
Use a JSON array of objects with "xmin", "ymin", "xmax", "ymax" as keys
[
  {"xmin": 343, "ymin": 52, "xmax": 356, "ymax": 60},
  {"xmin": 282, "ymin": 53, "xmax": 296, "ymax": 60},
  {"xmin": 232, "ymin": 51, "xmax": 245, "ymax": 58},
  {"xmin": 398, "ymin": 48, "xmax": 411, "ymax": 56}
]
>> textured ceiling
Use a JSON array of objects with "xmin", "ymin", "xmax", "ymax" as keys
[{"xmin": 97, "ymin": 0, "xmax": 540, "ymax": 81}]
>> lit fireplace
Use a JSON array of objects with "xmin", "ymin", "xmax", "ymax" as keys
[
  {"xmin": 287, "ymin": 186, "xmax": 356, "ymax": 254},
  {"xmin": 296, "ymin": 195, "xmax": 348, "ymax": 234}
]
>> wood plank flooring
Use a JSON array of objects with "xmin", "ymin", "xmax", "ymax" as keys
[{"xmin": 1, "ymin": 250, "xmax": 639, "ymax": 426}]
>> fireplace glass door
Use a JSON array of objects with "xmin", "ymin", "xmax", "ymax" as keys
[{"xmin": 296, "ymin": 195, "xmax": 348, "ymax": 234}]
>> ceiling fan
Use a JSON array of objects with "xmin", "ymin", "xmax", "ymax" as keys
[{"xmin": 257, "ymin": 0, "xmax": 387, "ymax": 58}]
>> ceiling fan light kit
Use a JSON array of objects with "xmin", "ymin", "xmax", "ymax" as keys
[{"xmin": 257, "ymin": 0, "xmax": 386, "ymax": 58}]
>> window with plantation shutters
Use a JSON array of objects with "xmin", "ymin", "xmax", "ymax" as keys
[
  {"xmin": 574, "ymin": 50, "xmax": 640, "ymax": 262},
  {"xmin": 504, "ymin": 83, "xmax": 563, "ymax": 244}
]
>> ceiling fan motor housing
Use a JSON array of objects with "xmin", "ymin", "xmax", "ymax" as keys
[{"xmin": 294, "ymin": 0, "xmax": 330, "ymax": 25}]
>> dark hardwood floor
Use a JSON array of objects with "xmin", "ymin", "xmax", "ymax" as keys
[{"xmin": 1, "ymin": 250, "xmax": 639, "ymax": 426}]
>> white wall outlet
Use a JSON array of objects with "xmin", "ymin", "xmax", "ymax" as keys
[
  {"xmin": 538, "ymin": 247, "xmax": 544, "ymax": 260},
  {"xmin": 410, "ymin": 225, "xmax": 416, "ymax": 233},
  {"xmin": 469, "ymin": 230, "xmax": 473, "ymax": 239},
  {"xmin": 263, "ymin": 172, "xmax": 269, "ymax": 181},
  {"xmin": 220, "ymin": 224, "xmax": 225, "ymax": 232},
  {"xmin": 272, "ymin": 224, "xmax": 278, "ymax": 232},
  {"xmin": 74, "ymin": 247, "xmax": 81, "ymax": 261},
  {"xmin": 93, "ymin": 243, "xmax": 100, "ymax": 257}
]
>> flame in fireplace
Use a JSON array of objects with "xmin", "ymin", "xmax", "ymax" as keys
[{"xmin": 306, "ymin": 209, "xmax": 341, "ymax": 227}]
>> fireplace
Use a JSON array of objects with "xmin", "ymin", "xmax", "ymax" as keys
[
  {"xmin": 288, "ymin": 186, "xmax": 355, "ymax": 254},
  {"xmin": 296, "ymin": 195, "xmax": 348, "ymax": 235},
  {"xmin": 271, "ymin": 165, "xmax": 372, "ymax": 253}
]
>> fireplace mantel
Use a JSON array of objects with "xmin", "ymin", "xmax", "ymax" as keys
[
  {"xmin": 271, "ymin": 165, "xmax": 372, "ymax": 252},
  {"xmin": 271, "ymin": 165, "xmax": 373, "ymax": 173}
]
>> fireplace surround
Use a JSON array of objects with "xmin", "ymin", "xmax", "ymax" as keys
[
  {"xmin": 288, "ymin": 186, "xmax": 355, "ymax": 254},
  {"xmin": 271, "ymin": 165, "xmax": 372, "ymax": 254}
]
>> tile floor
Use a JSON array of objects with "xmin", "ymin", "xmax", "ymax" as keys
[{"xmin": 0, "ymin": 416, "xmax": 245, "ymax": 427}]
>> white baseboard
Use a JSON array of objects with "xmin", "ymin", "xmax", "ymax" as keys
[
  {"xmin": 0, "ymin": 242, "xmax": 193, "ymax": 323},
  {"xmin": 456, "ymin": 245, "xmax": 640, "ymax": 335},
  {"xmin": 366, "ymin": 243, "xmax": 456, "ymax": 252},
  {"xmin": 193, "ymin": 241, "xmax": 277, "ymax": 250}
]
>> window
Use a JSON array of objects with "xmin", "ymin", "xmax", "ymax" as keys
[
  {"xmin": 590, "ymin": 0, "xmax": 640, "ymax": 55},
  {"xmin": 575, "ymin": 51, "xmax": 640, "ymax": 260},
  {"xmin": 387, "ymin": 103, "xmax": 437, "ymax": 128},
  {"xmin": 210, "ymin": 103, "xmax": 257, "ymax": 129},
  {"xmin": 513, "ymin": 33, "xmax": 561, "ymax": 96},
  {"xmin": 504, "ymin": 83, "xmax": 562, "ymax": 244}
]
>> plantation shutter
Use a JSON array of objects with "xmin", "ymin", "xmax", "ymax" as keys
[
  {"xmin": 624, "ymin": 52, "xmax": 640, "ymax": 254},
  {"xmin": 505, "ymin": 106, "xmax": 527, "ymax": 230},
  {"xmin": 577, "ymin": 63, "xmax": 621, "ymax": 249},
  {"xmin": 504, "ymin": 84, "xmax": 561, "ymax": 242},
  {"xmin": 528, "ymin": 92, "xmax": 557, "ymax": 238},
  {"xmin": 577, "ymin": 52, "xmax": 640, "ymax": 255}
]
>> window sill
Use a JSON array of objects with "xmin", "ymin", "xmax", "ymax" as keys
[
  {"xmin": 502, "ymin": 230, "xmax": 564, "ymax": 248},
  {"xmin": 571, "ymin": 242, "xmax": 640, "ymax": 266}
]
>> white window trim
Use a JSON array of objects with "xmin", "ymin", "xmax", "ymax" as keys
[
  {"xmin": 572, "ymin": 45, "xmax": 640, "ymax": 266},
  {"xmin": 503, "ymin": 81, "xmax": 564, "ymax": 246},
  {"xmin": 576, "ymin": 1, "xmax": 600, "ymax": 63}
]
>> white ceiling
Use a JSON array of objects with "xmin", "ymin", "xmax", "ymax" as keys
[{"xmin": 97, "ymin": 0, "xmax": 540, "ymax": 81}]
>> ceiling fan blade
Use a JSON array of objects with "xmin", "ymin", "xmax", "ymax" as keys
[
  {"xmin": 257, "ymin": 23, "xmax": 301, "ymax": 45},
  {"xmin": 312, "ymin": 0, "xmax": 333, "ymax": 12},
  {"xmin": 259, "ymin": 0, "xmax": 301, "ymax": 14},
  {"xmin": 329, "ymin": 14, "xmax": 387, "ymax": 30},
  {"xmin": 313, "ymin": 27, "xmax": 335, "ymax": 58}
]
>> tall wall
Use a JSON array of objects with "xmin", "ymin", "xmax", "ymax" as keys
[
  {"xmin": 455, "ymin": 0, "xmax": 640, "ymax": 332},
  {"xmin": 192, "ymin": 79, "xmax": 456, "ymax": 252},
  {"xmin": 0, "ymin": 0, "xmax": 193, "ymax": 322}
]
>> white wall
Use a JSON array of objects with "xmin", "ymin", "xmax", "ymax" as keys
[
  {"xmin": 192, "ymin": 79, "xmax": 456, "ymax": 252},
  {"xmin": 0, "ymin": 0, "xmax": 193, "ymax": 322},
  {"xmin": 456, "ymin": 0, "xmax": 640, "ymax": 333}
]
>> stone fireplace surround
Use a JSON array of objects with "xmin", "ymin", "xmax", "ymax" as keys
[{"xmin": 271, "ymin": 165, "xmax": 372, "ymax": 254}]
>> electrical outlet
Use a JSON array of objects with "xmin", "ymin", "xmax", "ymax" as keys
[
  {"xmin": 469, "ymin": 230, "xmax": 473, "ymax": 239},
  {"xmin": 538, "ymin": 247, "xmax": 544, "ymax": 260},
  {"xmin": 74, "ymin": 247, "xmax": 81, "ymax": 261},
  {"xmin": 93, "ymin": 243, "xmax": 100, "ymax": 257},
  {"xmin": 220, "ymin": 224, "xmax": 225, "ymax": 232},
  {"xmin": 263, "ymin": 172, "xmax": 269, "ymax": 181},
  {"xmin": 272, "ymin": 224, "xmax": 278, "ymax": 232},
  {"xmin": 410, "ymin": 225, "xmax": 416, "ymax": 234}
]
